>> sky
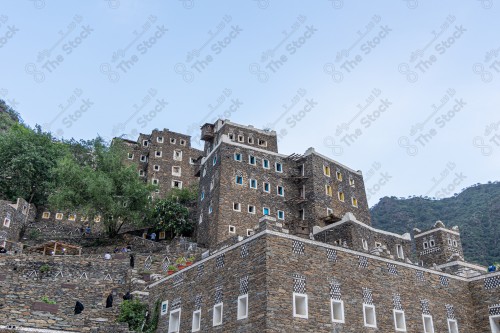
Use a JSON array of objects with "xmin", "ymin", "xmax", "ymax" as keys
[{"xmin": 0, "ymin": 0, "xmax": 499, "ymax": 207}]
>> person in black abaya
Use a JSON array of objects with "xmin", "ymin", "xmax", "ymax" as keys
[
  {"xmin": 74, "ymin": 301, "xmax": 84, "ymax": 314},
  {"xmin": 123, "ymin": 291, "xmax": 133, "ymax": 301},
  {"xmin": 130, "ymin": 254, "xmax": 135, "ymax": 268},
  {"xmin": 105, "ymin": 293, "xmax": 113, "ymax": 308}
]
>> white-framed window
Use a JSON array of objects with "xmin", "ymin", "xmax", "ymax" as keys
[
  {"xmin": 375, "ymin": 242, "xmax": 382, "ymax": 248},
  {"xmin": 168, "ymin": 308, "xmax": 181, "ymax": 333},
  {"xmin": 349, "ymin": 177, "xmax": 355, "ymax": 187},
  {"xmin": 192, "ymin": 309, "xmax": 201, "ymax": 332},
  {"xmin": 201, "ymin": 191, "xmax": 205, "ymax": 201},
  {"xmin": 155, "ymin": 188, "xmax": 160, "ymax": 194},
  {"xmin": 238, "ymin": 135, "xmax": 244, "ymax": 143},
  {"xmin": 331, "ymin": 299, "xmax": 345, "ymax": 323},
  {"xmin": 263, "ymin": 207, "xmax": 270, "ymax": 216},
  {"xmin": 212, "ymin": 155, "xmax": 217, "ymax": 166},
  {"xmin": 173, "ymin": 150, "xmax": 182, "ymax": 161},
  {"xmin": 352, "ymin": 197, "xmax": 358, "ymax": 207},
  {"xmin": 275, "ymin": 162, "xmax": 283, "ymax": 173},
  {"xmin": 154, "ymin": 165, "xmax": 160, "ymax": 171},
  {"xmin": 42, "ymin": 212, "xmax": 50, "ymax": 219},
  {"xmin": 234, "ymin": 153, "xmax": 242, "ymax": 161},
  {"xmin": 258, "ymin": 139, "xmax": 267, "ymax": 147},
  {"xmin": 263, "ymin": 182, "xmax": 270, "ymax": 193},
  {"xmin": 249, "ymin": 155, "xmax": 256, "ymax": 165},
  {"xmin": 180, "ymin": 139, "xmax": 186, "ymax": 146},
  {"xmin": 139, "ymin": 169, "xmax": 145, "ymax": 176},
  {"xmin": 157, "ymin": 136, "xmax": 164, "ymax": 143},
  {"xmin": 262, "ymin": 159, "xmax": 270, "ymax": 169},
  {"xmin": 422, "ymin": 314, "xmax": 434, "ymax": 333},
  {"xmin": 246, "ymin": 179, "xmax": 255, "ymax": 189},
  {"xmin": 393, "ymin": 309, "xmax": 407, "ymax": 332},
  {"xmin": 229, "ymin": 225, "xmax": 236, "ymax": 233},
  {"xmin": 237, "ymin": 294, "xmax": 248, "ymax": 320},
  {"xmin": 248, "ymin": 137, "xmax": 254, "ymax": 144},
  {"xmin": 429, "ymin": 239, "xmax": 436, "ymax": 247},
  {"xmin": 208, "ymin": 205, "xmax": 213, "ymax": 214},
  {"xmin": 326, "ymin": 208, "xmax": 333, "ymax": 216},
  {"xmin": 143, "ymin": 139, "xmax": 149, "ymax": 146},
  {"xmin": 213, "ymin": 302, "xmax": 223, "ymax": 326},
  {"xmin": 170, "ymin": 138, "xmax": 176, "ymax": 144},
  {"xmin": 140, "ymin": 155, "xmax": 147, "ymax": 162},
  {"xmin": 453, "ymin": 240, "xmax": 458, "ymax": 247},
  {"xmin": 423, "ymin": 241, "xmax": 429, "ymax": 249},
  {"xmin": 199, "ymin": 214, "xmax": 203, "ymax": 224},
  {"xmin": 235, "ymin": 176, "xmax": 243, "ymax": 185},
  {"xmin": 202, "ymin": 167, "xmax": 206, "ymax": 177},
  {"xmin": 172, "ymin": 180, "xmax": 183, "ymax": 189},
  {"xmin": 3, "ymin": 217, "xmax": 10, "ymax": 228},
  {"xmin": 325, "ymin": 185, "xmax": 333, "ymax": 197},
  {"xmin": 336, "ymin": 171, "xmax": 343, "ymax": 181},
  {"xmin": 189, "ymin": 157, "xmax": 196, "ymax": 165},
  {"xmin": 277, "ymin": 186, "xmax": 284, "ymax": 196},
  {"xmin": 338, "ymin": 192, "xmax": 345, "ymax": 202},
  {"xmin": 233, "ymin": 202, "xmax": 241, "ymax": 212},
  {"xmin": 172, "ymin": 166, "xmax": 181, "ymax": 177},
  {"xmin": 363, "ymin": 304, "xmax": 377, "ymax": 328},
  {"xmin": 324, "ymin": 165, "xmax": 331, "ymax": 177},
  {"xmin": 247, "ymin": 229, "xmax": 254, "ymax": 236},
  {"xmin": 248, "ymin": 205, "xmax": 256, "ymax": 214},
  {"xmin": 299, "ymin": 209, "xmax": 305, "ymax": 220},
  {"xmin": 68, "ymin": 214, "xmax": 76, "ymax": 221},
  {"xmin": 396, "ymin": 244, "xmax": 404, "ymax": 259},
  {"xmin": 152, "ymin": 178, "xmax": 159, "ymax": 185},
  {"xmin": 447, "ymin": 238, "xmax": 452, "ymax": 246},
  {"xmin": 55, "ymin": 213, "xmax": 63, "ymax": 220},
  {"xmin": 155, "ymin": 151, "xmax": 162, "ymax": 158},
  {"xmin": 277, "ymin": 210, "xmax": 285, "ymax": 220},
  {"xmin": 362, "ymin": 239, "xmax": 368, "ymax": 250},
  {"xmin": 447, "ymin": 318, "xmax": 459, "ymax": 333},
  {"xmin": 228, "ymin": 133, "xmax": 234, "ymax": 141},
  {"xmin": 127, "ymin": 153, "xmax": 134, "ymax": 160},
  {"xmin": 161, "ymin": 301, "xmax": 168, "ymax": 316},
  {"xmin": 292, "ymin": 293, "xmax": 308, "ymax": 319},
  {"xmin": 490, "ymin": 314, "xmax": 500, "ymax": 333},
  {"xmin": 210, "ymin": 178, "xmax": 214, "ymax": 190}
]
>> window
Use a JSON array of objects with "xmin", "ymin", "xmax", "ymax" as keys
[
  {"xmin": 393, "ymin": 309, "xmax": 407, "ymax": 332},
  {"xmin": 331, "ymin": 299, "xmax": 345, "ymax": 323},
  {"xmin": 423, "ymin": 241, "xmax": 429, "ymax": 249},
  {"xmin": 299, "ymin": 209, "xmax": 305, "ymax": 220},
  {"xmin": 3, "ymin": 217, "xmax": 10, "ymax": 228},
  {"xmin": 234, "ymin": 153, "xmax": 242, "ymax": 161},
  {"xmin": 159, "ymin": 231, "xmax": 166, "ymax": 240},
  {"xmin": 152, "ymin": 178, "xmax": 159, "ymax": 185},
  {"xmin": 248, "ymin": 137, "xmax": 254, "ymax": 144},
  {"xmin": 55, "ymin": 213, "xmax": 63, "ymax": 220},
  {"xmin": 422, "ymin": 315, "xmax": 434, "ymax": 333},
  {"xmin": 323, "ymin": 165, "xmax": 331, "ymax": 177},
  {"xmin": 447, "ymin": 319, "xmax": 458, "ymax": 333},
  {"xmin": 201, "ymin": 191, "xmax": 205, "ymax": 201},
  {"xmin": 154, "ymin": 165, "xmax": 160, "ymax": 171},
  {"xmin": 237, "ymin": 294, "xmax": 248, "ymax": 320},
  {"xmin": 277, "ymin": 186, "xmax": 284, "ymax": 196},
  {"xmin": 452, "ymin": 240, "xmax": 458, "ymax": 247},
  {"xmin": 336, "ymin": 171, "xmax": 343, "ymax": 181},
  {"xmin": 352, "ymin": 197, "xmax": 358, "ymax": 207},
  {"xmin": 326, "ymin": 208, "xmax": 333, "ymax": 216},
  {"xmin": 362, "ymin": 239, "xmax": 368, "ymax": 250},
  {"xmin": 155, "ymin": 151, "xmax": 162, "ymax": 158},
  {"xmin": 248, "ymin": 205, "xmax": 256, "ymax": 214},
  {"xmin": 249, "ymin": 179, "xmax": 257, "ymax": 189},
  {"xmin": 210, "ymin": 178, "xmax": 214, "ymax": 190},
  {"xmin": 189, "ymin": 157, "xmax": 196, "ymax": 165},
  {"xmin": 338, "ymin": 192, "xmax": 345, "ymax": 202},
  {"xmin": 68, "ymin": 214, "xmax": 76, "ymax": 221},
  {"xmin": 277, "ymin": 210, "xmax": 285, "ymax": 220},
  {"xmin": 490, "ymin": 314, "xmax": 500, "ymax": 333},
  {"xmin": 143, "ymin": 139, "xmax": 149, "ymax": 146},
  {"xmin": 161, "ymin": 301, "xmax": 168, "ymax": 316},
  {"xmin": 127, "ymin": 153, "xmax": 134, "ymax": 160},
  {"xmin": 168, "ymin": 308, "xmax": 181, "ymax": 333},
  {"xmin": 140, "ymin": 155, "xmax": 147, "ymax": 162},
  {"xmin": 170, "ymin": 138, "xmax": 176, "ymax": 144},
  {"xmin": 238, "ymin": 135, "xmax": 244, "ymax": 143},
  {"xmin": 180, "ymin": 139, "xmax": 186, "ymax": 146},
  {"xmin": 325, "ymin": 185, "xmax": 333, "ymax": 197},
  {"xmin": 172, "ymin": 166, "xmax": 181, "ymax": 176},
  {"xmin": 447, "ymin": 238, "xmax": 452, "ymax": 246},
  {"xmin": 212, "ymin": 155, "xmax": 217, "ymax": 165},
  {"xmin": 209, "ymin": 205, "xmax": 213, "ymax": 214},
  {"xmin": 363, "ymin": 304, "xmax": 377, "ymax": 328},
  {"xmin": 263, "ymin": 182, "xmax": 270, "ymax": 193},
  {"xmin": 172, "ymin": 180, "xmax": 182, "ymax": 189},
  {"xmin": 192, "ymin": 310, "xmax": 201, "ymax": 332},
  {"xmin": 229, "ymin": 225, "xmax": 236, "ymax": 233},
  {"xmin": 247, "ymin": 229, "xmax": 253, "ymax": 236},
  {"xmin": 293, "ymin": 293, "xmax": 308, "ymax": 319},
  {"xmin": 228, "ymin": 133, "xmax": 234, "ymax": 140},
  {"xmin": 263, "ymin": 207, "xmax": 270, "ymax": 216},
  {"xmin": 236, "ymin": 176, "xmax": 243, "ymax": 185},
  {"xmin": 94, "ymin": 215, "xmax": 101, "ymax": 223},
  {"xmin": 349, "ymin": 177, "xmax": 355, "ymax": 186},
  {"xmin": 213, "ymin": 303, "xmax": 223, "ymax": 326},
  {"xmin": 173, "ymin": 150, "xmax": 182, "ymax": 161},
  {"xmin": 429, "ymin": 239, "xmax": 435, "ymax": 247},
  {"xmin": 233, "ymin": 202, "xmax": 241, "ymax": 212},
  {"xmin": 396, "ymin": 244, "xmax": 404, "ymax": 259},
  {"xmin": 275, "ymin": 162, "xmax": 283, "ymax": 172},
  {"xmin": 249, "ymin": 155, "xmax": 256, "ymax": 165},
  {"xmin": 199, "ymin": 214, "xmax": 203, "ymax": 224},
  {"xmin": 258, "ymin": 139, "xmax": 267, "ymax": 147},
  {"xmin": 157, "ymin": 136, "xmax": 164, "ymax": 143},
  {"xmin": 262, "ymin": 159, "xmax": 270, "ymax": 169},
  {"xmin": 202, "ymin": 167, "xmax": 206, "ymax": 177},
  {"xmin": 42, "ymin": 212, "xmax": 50, "ymax": 219}
]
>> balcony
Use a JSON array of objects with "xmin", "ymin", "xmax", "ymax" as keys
[{"xmin": 200, "ymin": 123, "xmax": 215, "ymax": 140}]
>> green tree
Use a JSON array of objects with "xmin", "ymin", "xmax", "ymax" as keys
[
  {"xmin": 118, "ymin": 299, "xmax": 148, "ymax": 331},
  {"xmin": 0, "ymin": 99, "xmax": 21, "ymax": 132},
  {"xmin": 152, "ymin": 198, "xmax": 192, "ymax": 238},
  {"xmin": 49, "ymin": 138, "xmax": 154, "ymax": 237},
  {"xmin": 166, "ymin": 184, "xmax": 198, "ymax": 205}
]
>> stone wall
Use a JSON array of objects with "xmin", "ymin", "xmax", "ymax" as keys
[{"xmin": 0, "ymin": 198, "xmax": 36, "ymax": 248}]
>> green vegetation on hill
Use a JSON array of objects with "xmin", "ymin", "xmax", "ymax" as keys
[
  {"xmin": 0, "ymin": 99, "xmax": 21, "ymax": 132},
  {"xmin": 370, "ymin": 182, "xmax": 500, "ymax": 266}
]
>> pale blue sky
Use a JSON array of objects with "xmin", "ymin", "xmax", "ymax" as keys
[{"xmin": 1, "ymin": 0, "xmax": 499, "ymax": 207}]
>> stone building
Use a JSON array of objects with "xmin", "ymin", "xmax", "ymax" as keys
[
  {"xmin": 197, "ymin": 119, "xmax": 371, "ymax": 249},
  {"xmin": 117, "ymin": 128, "xmax": 204, "ymax": 199},
  {"xmin": 0, "ymin": 197, "xmax": 36, "ymax": 250}
]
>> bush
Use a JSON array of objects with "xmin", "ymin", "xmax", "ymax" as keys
[
  {"xmin": 39, "ymin": 264, "xmax": 51, "ymax": 273},
  {"xmin": 118, "ymin": 299, "xmax": 147, "ymax": 331},
  {"xmin": 41, "ymin": 296, "xmax": 56, "ymax": 304}
]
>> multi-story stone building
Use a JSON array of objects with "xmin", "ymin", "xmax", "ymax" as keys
[
  {"xmin": 118, "ymin": 128, "xmax": 204, "ymax": 199},
  {"xmin": 0, "ymin": 197, "xmax": 36, "ymax": 250},
  {"xmin": 197, "ymin": 119, "xmax": 370, "ymax": 249}
]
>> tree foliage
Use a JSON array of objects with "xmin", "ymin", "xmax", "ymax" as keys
[
  {"xmin": 118, "ymin": 299, "xmax": 148, "ymax": 331},
  {"xmin": 152, "ymin": 198, "xmax": 192, "ymax": 237},
  {"xmin": 49, "ymin": 138, "xmax": 154, "ymax": 237}
]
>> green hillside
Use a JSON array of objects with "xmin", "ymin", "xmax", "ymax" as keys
[{"xmin": 370, "ymin": 182, "xmax": 500, "ymax": 266}]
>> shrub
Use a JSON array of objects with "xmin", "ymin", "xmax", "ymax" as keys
[
  {"xmin": 118, "ymin": 299, "xmax": 147, "ymax": 331},
  {"xmin": 41, "ymin": 296, "xmax": 56, "ymax": 304},
  {"xmin": 39, "ymin": 264, "xmax": 51, "ymax": 273}
]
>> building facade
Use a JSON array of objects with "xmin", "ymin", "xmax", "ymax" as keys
[{"xmin": 0, "ymin": 197, "xmax": 36, "ymax": 250}]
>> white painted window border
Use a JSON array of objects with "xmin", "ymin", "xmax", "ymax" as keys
[
  {"xmin": 248, "ymin": 205, "xmax": 256, "ymax": 214},
  {"xmin": 263, "ymin": 182, "xmax": 270, "ymax": 193},
  {"xmin": 157, "ymin": 136, "xmax": 164, "ymax": 143},
  {"xmin": 127, "ymin": 153, "xmax": 134, "ymax": 160},
  {"xmin": 275, "ymin": 162, "xmax": 283, "ymax": 173},
  {"xmin": 263, "ymin": 207, "xmax": 270, "ymax": 216},
  {"xmin": 235, "ymin": 176, "xmax": 243, "ymax": 185},
  {"xmin": 168, "ymin": 308, "xmax": 181, "ymax": 333},
  {"xmin": 161, "ymin": 301, "xmax": 169, "ymax": 316},
  {"xmin": 422, "ymin": 314, "xmax": 435, "ymax": 333},
  {"xmin": 490, "ymin": 314, "xmax": 500, "ymax": 333},
  {"xmin": 213, "ymin": 302, "xmax": 223, "ymax": 326},
  {"xmin": 237, "ymin": 294, "xmax": 248, "ymax": 320},
  {"xmin": 292, "ymin": 293, "xmax": 308, "ymax": 319},
  {"xmin": 172, "ymin": 180, "xmax": 183, "ymax": 189},
  {"xmin": 277, "ymin": 185, "xmax": 284, "ymax": 196},
  {"xmin": 330, "ymin": 299, "xmax": 344, "ymax": 323},
  {"xmin": 233, "ymin": 202, "xmax": 241, "ymax": 212},
  {"xmin": 396, "ymin": 244, "xmax": 404, "ymax": 259},
  {"xmin": 234, "ymin": 153, "xmax": 242, "ymax": 162},
  {"xmin": 248, "ymin": 155, "xmax": 256, "ymax": 165},
  {"xmin": 174, "ymin": 150, "xmax": 183, "ymax": 161},
  {"xmin": 229, "ymin": 225, "xmax": 236, "ymax": 234},
  {"xmin": 262, "ymin": 159, "xmax": 270, "ymax": 169},
  {"xmin": 3, "ymin": 217, "xmax": 10, "ymax": 228},
  {"xmin": 362, "ymin": 239, "xmax": 368, "ymax": 250},
  {"xmin": 172, "ymin": 166, "xmax": 181, "ymax": 177},
  {"xmin": 277, "ymin": 210, "xmax": 285, "ymax": 220},
  {"xmin": 447, "ymin": 318, "xmax": 459, "ymax": 333},
  {"xmin": 249, "ymin": 179, "xmax": 257, "ymax": 189},
  {"xmin": 42, "ymin": 212, "xmax": 51, "ymax": 219},
  {"xmin": 155, "ymin": 150, "xmax": 162, "ymax": 158},
  {"xmin": 55, "ymin": 213, "xmax": 63, "ymax": 220},
  {"xmin": 393, "ymin": 309, "xmax": 407, "ymax": 332},
  {"xmin": 363, "ymin": 303, "xmax": 377, "ymax": 328},
  {"xmin": 192, "ymin": 309, "xmax": 201, "ymax": 332}
]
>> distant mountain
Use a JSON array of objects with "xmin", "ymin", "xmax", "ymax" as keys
[{"xmin": 370, "ymin": 182, "xmax": 500, "ymax": 266}]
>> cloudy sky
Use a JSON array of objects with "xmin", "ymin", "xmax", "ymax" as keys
[{"xmin": 0, "ymin": 0, "xmax": 498, "ymax": 206}]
